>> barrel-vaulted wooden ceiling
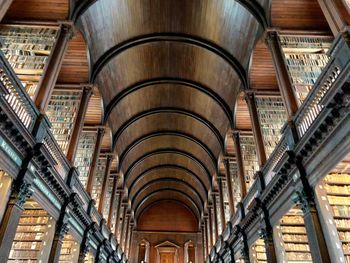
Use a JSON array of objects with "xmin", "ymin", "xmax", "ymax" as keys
[
  {"xmin": 5, "ymin": 0, "xmax": 330, "ymax": 229},
  {"xmin": 76, "ymin": 0, "xmax": 269, "ymax": 225}
]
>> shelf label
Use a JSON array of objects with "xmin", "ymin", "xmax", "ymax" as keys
[
  {"xmin": 0, "ymin": 135, "xmax": 22, "ymax": 166},
  {"xmin": 33, "ymin": 177, "xmax": 61, "ymax": 209}
]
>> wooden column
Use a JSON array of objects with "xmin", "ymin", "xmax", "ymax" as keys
[
  {"xmin": 98, "ymin": 155, "xmax": 113, "ymax": 214},
  {"xmin": 114, "ymin": 190, "xmax": 123, "ymax": 237},
  {"xmin": 232, "ymin": 132, "xmax": 247, "ymax": 197},
  {"xmin": 119, "ymin": 205, "xmax": 127, "ymax": 248},
  {"xmin": 223, "ymin": 159, "xmax": 235, "ymax": 214},
  {"xmin": 203, "ymin": 219, "xmax": 209, "ymax": 257},
  {"xmin": 244, "ymin": 91, "xmax": 267, "ymax": 167},
  {"xmin": 208, "ymin": 207, "xmax": 213, "ymax": 249},
  {"xmin": 260, "ymin": 228, "xmax": 277, "ymax": 263},
  {"xmin": 127, "ymin": 222, "xmax": 134, "ymax": 258},
  {"xmin": 66, "ymin": 85, "xmax": 93, "ymax": 163},
  {"xmin": 34, "ymin": 22, "xmax": 74, "ymax": 112},
  {"xmin": 86, "ymin": 127, "xmax": 105, "ymax": 194},
  {"xmin": 265, "ymin": 30, "xmax": 299, "ymax": 119},
  {"xmin": 293, "ymin": 190, "xmax": 331, "ymax": 262},
  {"xmin": 218, "ymin": 177, "xmax": 226, "ymax": 228},
  {"xmin": 124, "ymin": 215, "xmax": 130, "ymax": 253},
  {"xmin": 0, "ymin": 0, "xmax": 13, "ymax": 21},
  {"xmin": 212, "ymin": 193, "xmax": 219, "ymax": 240},
  {"xmin": 0, "ymin": 182, "xmax": 33, "ymax": 262},
  {"xmin": 201, "ymin": 225, "xmax": 206, "ymax": 259},
  {"xmin": 48, "ymin": 219, "xmax": 69, "ymax": 263},
  {"xmin": 107, "ymin": 174, "xmax": 119, "ymax": 227},
  {"xmin": 317, "ymin": 0, "xmax": 349, "ymax": 36}
]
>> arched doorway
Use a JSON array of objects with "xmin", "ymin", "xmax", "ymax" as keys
[{"xmin": 155, "ymin": 241, "xmax": 180, "ymax": 263}]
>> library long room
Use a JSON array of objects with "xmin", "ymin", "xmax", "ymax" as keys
[{"xmin": 0, "ymin": 1, "xmax": 349, "ymax": 263}]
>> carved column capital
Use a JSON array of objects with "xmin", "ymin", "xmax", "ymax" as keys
[
  {"xmin": 10, "ymin": 182, "xmax": 33, "ymax": 208},
  {"xmin": 59, "ymin": 21, "xmax": 76, "ymax": 40},
  {"xmin": 292, "ymin": 190, "xmax": 315, "ymax": 214}
]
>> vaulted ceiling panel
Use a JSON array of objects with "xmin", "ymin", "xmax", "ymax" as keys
[{"xmin": 77, "ymin": 0, "xmax": 270, "ymax": 221}]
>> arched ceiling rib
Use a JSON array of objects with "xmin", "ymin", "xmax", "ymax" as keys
[
  {"xmin": 128, "ymin": 165, "xmax": 207, "ymax": 198},
  {"xmin": 125, "ymin": 154, "xmax": 212, "ymax": 191},
  {"xmin": 119, "ymin": 133, "xmax": 217, "ymax": 176},
  {"xmin": 131, "ymin": 178, "xmax": 204, "ymax": 208},
  {"xmin": 77, "ymin": 0, "xmax": 270, "ymax": 220}
]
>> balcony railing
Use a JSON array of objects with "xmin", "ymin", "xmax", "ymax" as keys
[{"xmin": 0, "ymin": 51, "xmax": 37, "ymax": 131}]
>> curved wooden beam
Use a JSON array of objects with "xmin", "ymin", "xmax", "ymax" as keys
[
  {"xmin": 103, "ymin": 77, "xmax": 233, "ymax": 126},
  {"xmin": 128, "ymin": 164, "xmax": 207, "ymax": 198},
  {"xmin": 118, "ymin": 131, "xmax": 217, "ymax": 173},
  {"xmin": 123, "ymin": 149, "xmax": 212, "ymax": 186},
  {"xmin": 134, "ymin": 189, "xmax": 201, "ymax": 220},
  {"xmin": 131, "ymin": 178, "xmax": 204, "ymax": 208},
  {"xmin": 72, "ymin": 0, "xmax": 268, "ymax": 34},
  {"xmin": 90, "ymin": 33, "xmax": 247, "ymax": 88},
  {"xmin": 112, "ymin": 107, "xmax": 225, "ymax": 153}
]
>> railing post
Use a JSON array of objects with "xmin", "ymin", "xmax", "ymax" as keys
[
  {"xmin": 244, "ymin": 90, "xmax": 267, "ymax": 167},
  {"xmin": 34, "ymin": 22, "xmax": 74, "ymax": 113},
  {"xmin": 66, "ymin": 85, "xmax": 93, "ymax": 163},
  {"xmin": 265, "ymin": 30, "xmax": 299, "ymax": 119},
  {"xmin": 86, "ymin": 127, "xmax": 105, "ymax": 194},
  {"xmin": 232, "ymin": 132, "xmax": 247, "ymax": 197}
]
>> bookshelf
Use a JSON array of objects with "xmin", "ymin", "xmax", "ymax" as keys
[
  {"xmin": 255, "ymin": 96, "xmax": 287, "ymax": 158},
  {"xmin": 222, "ymin": 180, "xmax": 231, "ymax": 222},
  {"xmin": 250, "ymin": 239, "xmax": 267, "ymax": 263},
  {"xmin": 8, "ymin": 201, "xmax": 54, "ymax": 263},
  {"xmin": 84, "ymin": 252, "xmax": 94, "ymax": 263},
  {"xmin": 102, "ymin": 173, "xmax": 115, "ymax": 221},
  {"xmin": 240, "ymin": 135, "xmax": 259, "ymax": 191},
  {"xmin": 0, "ymin": 25, "xmax": 58, "ymax": 99},
  {"xmin": 74, "ymin": 130, "xmax": 98, "ymax": 188},
  {"xmin": 323, "ymin": 173, "xmax": 350, "ymax": 262},
  {"xmin": 0, "ymin": 171, "xmax": 12, "ymax": 223},
  {"xmin": 91, "ymin": 157, "xmax": 107, "ymax": 209},
  {"xmin": 46, "ymin": 89, "xmax": 82, "ymax": 154},
  {"xmin": 279, "ymin": 34, "xmax": 333, "ymax": 104},
  {"xmin": 58, "ymin": 233, "xmax": 79, "ymax": 263},
  {"xmin": 276, "ymin": 207, "xmax": 312, "ymax": 263}
]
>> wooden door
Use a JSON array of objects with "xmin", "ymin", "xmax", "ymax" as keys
[{"xmin": 160, "ymin": 252, "xmax": 174, "ymax": 263}]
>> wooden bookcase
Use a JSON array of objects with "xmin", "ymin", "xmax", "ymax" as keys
[
  {"xmin": 8, "ymin": 200, "xmax": 54, "ymax": 263},
  {"xmin": 240, "ymin": 135, "xmax": 259, "ymax": 191},
  {"xmin": 250, "ymin": 239, "xmax": 267, "ymax": 263},
  {"xmin": 102, "ymin": 173, "xmax": 115, "ymax": 220},
  {"xmin": 91, "ymin": 157, "xmax": 107, "ymax": 209},
  {"xmin": 255, "ymin": 95, "xmax": 287, "ymax": 158},
  {"xmin": 59, "ymin": 233, "xmax": 80, "ymax": 263},
  {"xmin": 74, "ymin": 130, "xmax": 98, "ymax": 188},
  {"xmin": 323, "ymin": 173, "xmax": 350, "ymax": 262},
  {"xmin": 275, "ymin": 207, "xmax": 312, "ymax": 262},
  {"xmin": 46, "ymin": 89, "xmax": 82, "ymax": 154},
  {"xmin": 0, "ymin": 24, "xmax": 58, "ymax": 99},
  {"xmin": 279, "ymin": 34, "xmax": 333, "ymax": 104}
]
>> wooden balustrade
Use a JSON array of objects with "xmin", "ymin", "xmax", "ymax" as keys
[{"xmin": 0, "ymin": 51, "xmax": 38, "ymax": 131}]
